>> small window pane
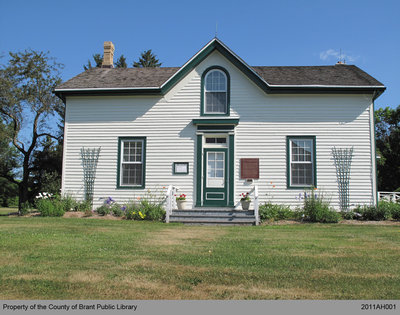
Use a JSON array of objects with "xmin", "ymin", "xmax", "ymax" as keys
[
  {"xmin": 205, "ymin": 71, "xmax": 226, "ymax": 91},
  {"xmin": 208, "ymin": 153, "xmax": 215, "ymax": 161},
  {"xmin": 123, "ymin": 141, "xmax": 142, "ymax": 162},
  {"xmin": 122, "ymin": 164, "xmax": 142, "ymax": 186},
  {"xmin": 216, "ymin": 170, "xmax": 223, "ymax": 178},
  {"xmin": 206, "ymin": 92, "xmax": 226, "ymax": 113},
  {"xmin": 291, "ymin": 164, "xmax": 312, "ymax": 186}
]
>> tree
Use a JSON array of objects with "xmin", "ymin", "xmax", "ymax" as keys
[
  {"xmin": 0, "ymin": 50, "xmax": 64, "ymax": 213},
  {"xmin": 375, "ymin": 105, "xmax": 400, "ymax": 191},
  {"xmin": 0, "ymin": 178, "xmax": 18, "ymax": 207},
  {"xmin": 114, "ymin": 55, "xmax": 127, "ymax": 68},
  {"xmin": 0, "ymin": 120, "xmax": 19, "ymax": 183},
  {"xmin": 133, "ymin": 49, "xmax": 162, "ymax": 68},
  {"xmin": 0, "ymin": 120, "xmax": 20, "ymax": 207},
  {"xmin": 31, "ymin": 135, "xmax": 63, "ymax": 196},
  {"xmin": 84, "ymin": 54, "xmax": 129, "ymax": 69},
  {"xmin": 83, "ymin": 53, "xmax": 103, "ymax": 70}
]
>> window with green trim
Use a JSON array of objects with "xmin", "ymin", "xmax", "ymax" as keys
[
  {"xmin": 287, "ymin": 137, "xmax": 316, "ymax": 188},
  {"xmin": 201, "ymin": 67, "xmax": 230, "ymax": 116},
  {"xmin": 118, "ymin": 137, "xmax": 146, "ymax": 188},
  {"xmin": 204, "ymin": 70, "xmax": 227, "ymax": 113}
]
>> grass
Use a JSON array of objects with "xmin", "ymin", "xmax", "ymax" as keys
[
  {"xmin": 0, "ymin": 207, "xmax": 18, "ymax": 215},
  {"xmin": 0, "ymin": 217, "xmax": 399, "ymax": 300}
]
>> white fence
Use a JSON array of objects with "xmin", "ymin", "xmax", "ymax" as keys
[{"xmin": 378, "ymin": 191, "xmax": 400, "ymax": 203}]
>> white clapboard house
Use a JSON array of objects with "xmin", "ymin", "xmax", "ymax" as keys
[{"xmin": 54, "ymin": 38, "xmax": 385, "ymax": 224}]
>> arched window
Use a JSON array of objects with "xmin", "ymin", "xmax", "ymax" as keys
[{"xmin": 203, "ymin": 68, "xmax": 229, "ymax": 115}]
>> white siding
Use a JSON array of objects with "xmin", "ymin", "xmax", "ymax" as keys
[{"xmin": 62, "ymin": 51, "xmax": 375, "ymax": 209}]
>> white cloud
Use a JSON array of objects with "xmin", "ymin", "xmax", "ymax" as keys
[{"xmin": 319, "ymin": 49, "xmax": 358, "ymax": 63}]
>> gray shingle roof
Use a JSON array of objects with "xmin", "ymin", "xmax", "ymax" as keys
[
  {"xmin": 57, "ymin": 67, "xmax": 180, "ymax": 90},
  {"xmin": 56, "ymin": 64, "xmax": 383, "ymax": 91},
  {"xmin": 252, "ymin": 65, "xmax": 384, "ymax": 87}
]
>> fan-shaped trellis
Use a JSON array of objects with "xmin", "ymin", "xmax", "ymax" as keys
[
  {"xmin": 332, "ymin": 147, "xmax": 354, "ymax": 212},
  {"xmin": 80, "ymin": 147, "xmax": 101, "ymax": 206}
]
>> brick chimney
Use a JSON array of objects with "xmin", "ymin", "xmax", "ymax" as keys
[{"xmin": 102, "ymin": 41, "xmax": 115, "ymax": 68}]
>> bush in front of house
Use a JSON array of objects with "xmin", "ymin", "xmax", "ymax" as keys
[
  {"xmin": 259, "ymin": 202, "xmax": 294, "ymax": 222},
  {"xmin": 124, "ymin": 199, "xmax": 165, "ymax": 221},
  {"xmin": 139, "ymin": 199, "xmax": 166, "ymax": 221},
  {"xmin": 353, "ymin": 204, "xmax": 391, "ymax": 221},
  {"xmin": 340, "ymin": 211, "xmax": 361, "ymax": 220},
  {"xmin": 96, "ymin": 205, "xmax": 112, "ymax": 216},
  {"xmin": 60, "ymin": 194, "xmax": 78, "ymax": 212},
  {"xmin": 96, "ymin": 197, "xmax": 124, "ymax": 216},
  {"xmin": 389, "ymin": 202, "xmax": 400, "ymax": 220},
  {"xmin": 125, "ymin": 202, "xmax": 146, "ymax": 220},
  {"xmin": 301, "ymin": 191, "xmax": 340, "ymax": 223},
  {"xmin": 36, "ymin": 194, "xmax": 65, "ymax": 217},
  {"xmin": 377, "ymin": 201, "xmax": 400, "ymax": 220}
]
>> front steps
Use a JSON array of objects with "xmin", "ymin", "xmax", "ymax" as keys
[{"xmin": 168, "ymin": 208, "xmax": 257, "ymax": 225}]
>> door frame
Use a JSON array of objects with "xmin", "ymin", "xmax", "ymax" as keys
[
  {"xmin": 203, "ymin": 148, "xmax": 228, "ymax": 206},
  {"xmin": 196, "ymin": 133, "xmax": 235, "ymax": 207}
]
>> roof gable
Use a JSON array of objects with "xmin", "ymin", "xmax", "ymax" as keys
[{"xmin": 159, "ymin": 38, "xmax": 269, "ymax": 94}]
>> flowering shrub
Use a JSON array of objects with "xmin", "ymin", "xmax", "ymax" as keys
[
  {"xmin": 240, "ymin": 192, "xmax": 251, "ymax": 201},
  {"xmin": 35, "ymin": 193, "xmax": 65, "ymax": 217},
  {"xmin": 124, "ymin": 198, "xmax": 165, "ymax": 221},
  {"xmin": 175, "ymin": 194, "xmax": 186, "ymax": 201},
  {"xmin": 299, "ymin": 189, "xmax": 340, "ymax": 223},
  {"xmin": 125, "ymin": 203, "xmax": 147, "ymax": 220},
  {"xmin": 96, "ymin": 197, "xmax": 125, "ymax": 217},
  {"xmin": 35, "ymin": 192, "xmax": 53, "ymax": 200}
]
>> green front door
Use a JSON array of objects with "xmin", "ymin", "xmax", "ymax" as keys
[{"xmin": 203, "ymin": 148, "xmax": 228, "ymax": 206}]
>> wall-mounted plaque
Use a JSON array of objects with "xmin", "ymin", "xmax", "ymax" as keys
[
  {"xmin": 240, "ymin": 158, "xmax": 259, "ymax": 179},
  {"xmin": 173, "ymin": 162, "xmax": 189, "ymax": 174}
]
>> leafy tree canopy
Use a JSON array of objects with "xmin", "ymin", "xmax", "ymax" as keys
[
  {"xmin": 0, "ymin": 49, "xmax": 64, "ymax": 212},
  {"xmin": 0, "ymin": 120, "xmax": 19, "ymax": 184},
  {"xmin": 375, "ymin": 105, "xmax": 400, "ymax": 191}
]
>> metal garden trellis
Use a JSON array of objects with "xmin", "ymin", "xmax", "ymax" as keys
[
  {"xmin": 332, "ymin": 147, "xmax": 354, "ymax": 212},
  {"xmin": 80, "ymin": 147, "xmax": 101, "ymax": 206}
]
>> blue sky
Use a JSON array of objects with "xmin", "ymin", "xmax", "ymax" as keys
[{"xmin": 1, "ymin": 0, "xmax": 399, "ymax": 109}]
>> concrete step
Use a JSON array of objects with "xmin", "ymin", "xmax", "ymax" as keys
[
  {"xmin": 169, "ymin": 209, "xmax": 256, "ymax": 225},
  {"xmin": 172, "ymin": 210, "xmax": 254, "ymax": 217}
]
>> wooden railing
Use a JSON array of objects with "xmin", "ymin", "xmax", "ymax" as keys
[
  {"xmin": 165, "ymin": 185, "xmax": 178, "ymax": 223},
  {"xmin": 249, "ymin": 185, "xmax": 260, "ymax": 225},
  {"xmin": 378, "ymin": 191, "xmax": 400, "ymax": 203}
]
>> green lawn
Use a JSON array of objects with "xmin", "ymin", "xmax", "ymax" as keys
[
  {"xmin": 0, "ymin": 207, "xmax": 18, "ymax": 215},
  {"xmin": 0, "ymin": 216, "xmax": 399, "ymax": 300}
]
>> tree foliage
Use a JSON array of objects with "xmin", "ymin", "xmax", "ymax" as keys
[
  {"xmin": 0, "ymin": 120, "xmax": 19, "ymax": 181},
  {"xmin": 83, "ymin": 53, "xmax": 103, "ymax": 70},
  {"xmin": 0, "ymin": 49, "xmax": 64, "ymax": 212},
  {"xmin": 114, "ymin": 55, "xmax": 127, "ymax": 68},
  {"xmin": 84, "ymin": 50, "xmax": 162, "ymax": 69},
  {"xmin": 133, "ymin": 50, "xmax": 162, "ymax": 68},
  {"xmin": 375, "ymin": 105, "xmax": 400, "ymax": 191},
  {"xmin": 31, "ymin": 136, "xmax": 63, "ymax": 196}
]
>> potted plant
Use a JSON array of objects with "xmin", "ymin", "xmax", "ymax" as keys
[
  {"xmin": 175, "ymin": 193, "xmax": 187, "ymax": 210},
  {"xmin": 240, "ymin": 192, "xmax": 251, "ymax": 210}
]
